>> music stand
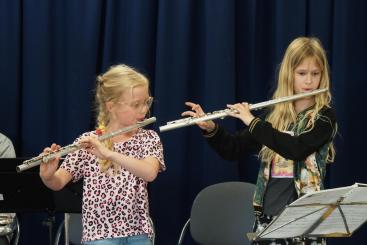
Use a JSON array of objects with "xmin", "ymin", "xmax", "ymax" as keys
[
  {"xmin": 0, "ymin": 158, "xmax": 54, "ymax": 213},
  {"xmin": 0, "ymin": 158, "xmax": 57, "ymax": 245},
  {"xmin": 252, "ymin": 183, "xmax": 367, "ymax": 243},
  {"xmin": 53, "ymin": 179, "xmax": 82, "ymax": 213},
  {"xmin": 1, "ymin": 158, "xmax": 84, "ymax": 245}
]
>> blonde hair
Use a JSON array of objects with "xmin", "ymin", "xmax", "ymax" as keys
[
  {"xmin": 259, "ymin": 37, "xmax": 336, "ymax": 163},
  {"xmin": 95, "ymin": 64, "xmax": 149, "ymax": 172}
]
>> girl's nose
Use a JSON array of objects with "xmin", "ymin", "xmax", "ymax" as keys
[{"xmin": 305, "ymin": 74, "xmax": 313, "ymax": 84}]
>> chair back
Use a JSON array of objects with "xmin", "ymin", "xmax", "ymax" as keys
[
  {"xmin": 68, "ymin": 213, "xmax": 82, "ymax": 245},
  {"xmin": 54, "ymin": 213, "xmax": 82, "ymax": 245},
  {"xmin": 190, "ymin": 181, "xmax": 255, "ymax": 245}
]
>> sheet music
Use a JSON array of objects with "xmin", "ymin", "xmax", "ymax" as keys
[
  {"xmin": 307, "ymin": 206, "xmax": 349, "ymax": 235},
  {"xmin": 259, "ymin": 206, "xmax": 328, "ymax": 239},
  {"xmin": 342, "ymin": 187, "xmax": 367, "ymax": 203},
  {"xmin": 256, "ymin": 183, "xmax": 367, "ymax": 240},
  {"xmin": 291, "ymin": 186, "xmax": 355, "ymax": 206},
  {"xmin": 309, "ymin": 205, "xmax": 367, "ymax": 236},
  {"xmin": 340, "ymin": 205, "xmax": 367, "ymax": 232}
]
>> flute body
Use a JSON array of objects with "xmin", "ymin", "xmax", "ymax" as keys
[
  {"xmin": 17, "ymin": 117, "xmax": 156, "ymax": 172},
  {"xmin": 159, "ymin": 88, "xmax": 328, "ymax": 132}
]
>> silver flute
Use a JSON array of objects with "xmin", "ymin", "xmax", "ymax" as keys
[
  {"xmin": 16, "ymin": 117, "xmax": 156, "ymax": 172},
  {"xmin": 159, "ymin": 88, "xmax": 328, "ymax": 132}
]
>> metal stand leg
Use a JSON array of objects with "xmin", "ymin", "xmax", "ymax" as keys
[
  {"xmin": 10, "ymin": 216, "xmax": 20, "ymax": 245},
  {"xmin": 42, "ymin": 213, "xmax": 55, "ymax": 245},
  {"xmin": 64, "ymin": 214, "xmax": 69, "ymax": 245}
]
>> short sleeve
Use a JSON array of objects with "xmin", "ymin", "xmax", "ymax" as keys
[
  {"xmin": 59, "ymin": 131, "xmax": 95, "ymax": 182},
  {"xmin": 142, "ymin": 130, "xmax": 166, "ymax": 171}
]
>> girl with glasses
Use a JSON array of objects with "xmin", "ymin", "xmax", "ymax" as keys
[{"xmin": 40, "ymin": 64, "xmax": 165, "ymax": 245}]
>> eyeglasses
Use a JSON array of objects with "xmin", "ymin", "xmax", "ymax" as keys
[{"xmin": 117, "ymin": 97, "xmax": 154, "ymax": 111}]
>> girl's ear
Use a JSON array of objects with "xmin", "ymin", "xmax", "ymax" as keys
[{"xmin": 106, "ymin": 101, "xmax": 114, "ymax": 112}]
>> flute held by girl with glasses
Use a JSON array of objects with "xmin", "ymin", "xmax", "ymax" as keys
[
  {"xmin": 16, "ymin": 117, "xmax": 156, "ymax": 172},
  {"xmin": 159, "ymin": 88, "xmax": 328, "ymax": 132}
]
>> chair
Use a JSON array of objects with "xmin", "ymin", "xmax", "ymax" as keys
[
  {"xmin": 178, "ymin": 181, "xmax": 256, "ymax": 245},
  {"xmin": 54, "ymin": 213, "xmax": 82, "ymax": 245}
]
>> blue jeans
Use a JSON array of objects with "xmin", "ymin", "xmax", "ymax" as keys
[{"xmin": 84, "ymin": 234, "xmax": 152, "ymax": 245}]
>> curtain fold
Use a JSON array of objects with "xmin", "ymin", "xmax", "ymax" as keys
[{"xmin": 0, "ymin": 0, "xmax": 366, "ymax": 244}]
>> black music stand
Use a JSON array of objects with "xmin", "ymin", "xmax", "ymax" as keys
[
  {"xmin": 53, "ymin": 179, "xmax": 83, "ymax": 213},
  {"xmin": 0, "ymin": 158, "xmax": 54, "ymax": 213},
  {"xmin": 251, "ymin": 183, "xmax": 367, "ymax": 243},
  {"xmin": 0, "ymin": 158, "xmax": 56, "ymax": 245}
]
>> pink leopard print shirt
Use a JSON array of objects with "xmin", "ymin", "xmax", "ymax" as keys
[{"xmin": 60, "ymin": 129, "xmax": 165, "ymax": 243}]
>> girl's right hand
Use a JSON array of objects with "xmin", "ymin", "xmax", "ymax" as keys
[
  {"xmin": 182, "ymin": 102, "xmax": 216, "ymax": 132},
  {"xmin": 39, "ymin": 143, "xmax": 61, "ymax": 180}
]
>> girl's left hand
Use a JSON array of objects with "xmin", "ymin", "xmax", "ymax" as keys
[
  {"xmin": 226, "ymin": 102, "xmax": 255, "ymax": 126},
  {"xmin": 80, "ymin": 136, "xmax": 112, "ymax": 160}
]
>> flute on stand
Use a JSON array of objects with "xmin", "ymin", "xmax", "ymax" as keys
[
  {"xmin": 16, "ymin": 117, "xmax": 156, "ymax": 173},
  {"xmin": 159, "ymin": 88, "xmax": 328, "ymax": 132}
]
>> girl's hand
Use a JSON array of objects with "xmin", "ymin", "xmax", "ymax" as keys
[
  {"xmin": 182, "ymin": 102, "xmax": 216, "ymax": 132},
  {"xmin": 80, "ymin": 136, "xmax": 113, "ymax": 160},
  {"xmin": 226, "ymin": 102, "xmax": 255, "ymax": 126},
  {"xmin": 39, "ymin": 143, "xmax": 61, "ymax": 180}
]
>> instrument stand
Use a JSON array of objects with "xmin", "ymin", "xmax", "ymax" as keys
[{"xmin": 250, "ymin": 183, "xmax": 367, "ymax": 243}]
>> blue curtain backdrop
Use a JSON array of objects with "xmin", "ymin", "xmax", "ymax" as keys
[{"xmin": 1, "ymin": 0, "xmax": 366, "ymax": 244}]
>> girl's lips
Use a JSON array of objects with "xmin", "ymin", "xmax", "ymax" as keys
[{"xmin": 302, "ymin": 89, "xmax": 313, "ymax": 92}]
